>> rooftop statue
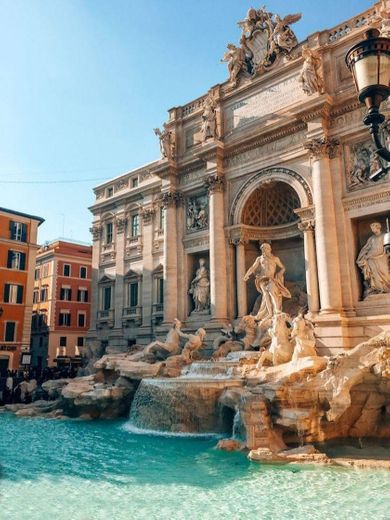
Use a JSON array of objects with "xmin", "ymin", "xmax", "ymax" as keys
[
  {"xmin": 153, "ymin": 123, "xmax": 175, "ymax": 160},
  {"xmin": 299, "ymin": 45, "xmax": 324, "ymax": 96},
  {"xmin": 223, "ymin": 6, "xmax": 301, "ymax": 87}
]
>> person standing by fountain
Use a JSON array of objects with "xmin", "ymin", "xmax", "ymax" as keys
[
  {"xmin": 244, "ymin": 242, "xmax": 291, "ymax": 325},
  {"xmin": 189, "ymin": 258, "xmax": 210, "ymax": 313}
]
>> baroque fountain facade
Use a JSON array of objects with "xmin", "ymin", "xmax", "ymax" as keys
[{"xmin": 8, "ymin": 2, "xmax": 390, "ymax": 464}]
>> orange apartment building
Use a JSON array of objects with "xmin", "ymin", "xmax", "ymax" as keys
[
  {"xmin": 31, "ymin": 239, "xmax": 92, "ymax": 368},
  {"xmin": 0, "ymin": 207, "xmax": 44, "ymax": 374}
]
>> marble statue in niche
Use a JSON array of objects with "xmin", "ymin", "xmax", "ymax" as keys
[
  {"xmin": 244, "ymin": 242, "xmax": 291, "ymax": 326},
  {"xmin": 186, "ymin": 195, "xmax": 208, "ymax": 232},
  {"xmin": 189, "ymin": 258, "xmax": 210, "ymax": 314},
  {"xmin": 299, "ymin": 45, "xmax": 324, "ymax": 95},
  {"xmin": 356, "ymin": 222, "xmax": 390, "ymax": 297},
  {"xmin": 154, "ymin": 123, "xmax": 175, "ymax": 160}
]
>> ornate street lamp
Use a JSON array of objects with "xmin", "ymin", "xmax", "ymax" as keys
[{"xmin": 346, "ymin": 28, "xmax": 390, "ymax": 181}]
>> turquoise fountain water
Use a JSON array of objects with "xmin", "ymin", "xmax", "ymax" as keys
[{"xmin": 1, "ymin": 413, "xmax": 389, "ymax": 520}]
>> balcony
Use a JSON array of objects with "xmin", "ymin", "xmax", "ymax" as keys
[
  {"xmin": 122, "ymin": 306, "xmax": 142, "ymax": 326},
  {"xmin": 97, "ymin": 309, "xmax": 115, "ymax": 328},
  {"xmin": 152, "ymin": 303, "xmax": 164, "ymax": 325}
]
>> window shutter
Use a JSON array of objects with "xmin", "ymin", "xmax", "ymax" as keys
[
  {"xmin": 17, "ymin": 285, "xmax": 24, "ymax": 304},
  {"xmin": 21, "ymin": 224, "xmax": 27, "ymax": 242},
  {"xmin": 20, "ymin": 253, "xmax": 26, "ymax": 271},
  {"xmin": 85, "ymin": 290, "xmax": 88, "ymax": 302},
  {"xmin": 5, "ymin": 322, "xmax": 15, "ymax": 342},
  {"xmin": 9, "ymin": 221, "xmax": 14, "ymax": 239},
  {"xmin": 69, "ymin": 289, "xmax": 72, "ymax": 301},
  {"xmin": 7, "ymin": 251, "xmax": 13, "ymax": 268},
  {"xmin": 4, "ymin": 284, "xmax": 10, "ymax": 303},
  {"xmin": 59, "ymin": 314, "xmax": 63, "ymax": 326}
]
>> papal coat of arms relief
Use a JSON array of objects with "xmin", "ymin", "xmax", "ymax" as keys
[{"xmin": 221, "ymin": 6, "xmax": 301, "ymax": 88}]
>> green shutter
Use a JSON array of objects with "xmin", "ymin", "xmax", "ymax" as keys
[
  {"xmin": 17, "ymin": 285, "xmax": 24, "ymax": 304},
  {"xmin": 20, "ymin": 253, "xmax": 26, "ymax": 271},
  {"xmin": 4, "ymin": 284, "xmax": 10, "ymax": 303},
  {"xmin": 7, "ymin": 251, "xmax": 13, "ymax": 268}
]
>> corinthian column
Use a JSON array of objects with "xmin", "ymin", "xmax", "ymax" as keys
[
  {"xmin": 297, "ymin": 216, "xmax": 320, "ymax": 314},
  {"xmin": 304, "ymin": 137, "xmax": 342, "ymax": 313},
  {"xmin": 233, "ymin": 238, "xmax": 247, "ymax": 317},
  {"xmin": 161, "ymin": 190, "xmax": 181, "ymax": 323},
  {"xmin": 205, "ymin": 174, "xmax": 228, "ymax": 321}
]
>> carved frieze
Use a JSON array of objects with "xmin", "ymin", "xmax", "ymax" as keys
[
  {"xmin": 304, "ymin": 137, "xmax": 340, "ymax": 160},
  {"xmin": 343, "ymin": 189, "xmax": 390, "ymax": 212},
  {"xmin": 140, "ymin": 169, "xmax": 153, "ymax": 182},
  {"xmin": 225, "ymin": 130, "xmax": 306, "ymax": 169},
  {"xmin": 186, "ymin": 194, "xmax": 208, "ymax": 232},
  {"xmin": 346, "ymin": 140, "xmax": 389, "ymax": 191},
  {"xmin": 115, "ymin": 179, "xmax": 128, "ymax": 191}
]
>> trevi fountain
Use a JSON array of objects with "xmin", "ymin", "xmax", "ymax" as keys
[{"xmin": 1, "ymin": 2, "xmax": 390, "ymax": 519}]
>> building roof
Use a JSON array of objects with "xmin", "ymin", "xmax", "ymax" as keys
[{"xmin": 0, "ymin": 206, "xmax": 45, "ymax": 225}]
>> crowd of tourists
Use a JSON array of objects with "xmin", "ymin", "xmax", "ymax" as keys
[{"xmin": 0, "ymin": 365, "xmax": 78, "ymax": 405}]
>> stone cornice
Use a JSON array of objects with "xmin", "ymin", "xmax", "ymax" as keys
[{"xmin": 342, "ymin": 188, "xmax": 390, "ymax": 212}]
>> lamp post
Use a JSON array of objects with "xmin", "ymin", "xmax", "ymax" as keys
[{"xmin": 346, "ymin": 28, "xmax": 390, "ymax": 181}]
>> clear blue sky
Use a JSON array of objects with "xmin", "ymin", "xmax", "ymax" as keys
[{"xmin": 0, "ymin": 0, "xmax": 373, "ymax": 243}]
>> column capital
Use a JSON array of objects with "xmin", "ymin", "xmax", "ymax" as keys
[
  {"xmin": 160, "ymin": 190, "xmax": 183, "ymax": 208},
  {"xmin": 115, "ymin": 215, "xmax": 127, "ymax": 234},
  {"xmin": 304, "ymin": 136, "xmax": 340, "ymax": 160},
  {"xmin": 298, "ymin": 218, "xmax": 315, "ymax": 232},
  {"xmin": 141, "ymin": 206, "xmax": 156, "ymax": 225},
  {"xmin": 90, "ymin": 223, "xmax": 102, "ymax": 241},
  {"xmin": 205, "ymin": 174, "xmax": 225, "ymax": 194}
]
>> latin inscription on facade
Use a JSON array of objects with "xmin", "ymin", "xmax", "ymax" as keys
[{"xmin": 225, "ymin": 74, "xmax": 305, "ymax": 131}]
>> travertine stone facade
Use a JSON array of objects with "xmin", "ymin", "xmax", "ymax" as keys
[{"xmin": 88, "ymin": 1, "xmax": 390, "ymax": 356}]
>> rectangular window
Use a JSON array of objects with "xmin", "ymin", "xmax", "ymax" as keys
[
  {"xmin": 77, "ymin": 336, "xmax": 84, "ymax": 347},
  {"xmin": 60, "ymin": 287, "xmax": 72, "ymax": 301},
  {"xmin": 102, "ymin": 286, "xmax": 111, "ymax": 310},
  {"xmin": 63, "ymin": 264, "xmax": 71, "ymax": 277},
  {"xmin": 40, "ymin": 286, "xmax": 48, "ymax": 302},
  {"xmin": 35, "ymin": 267, "xmax": 40, "ymax": 280},
  {"xmin": 77, "ymin": 289, "xmax": 88, "ymax": 303},
  {"xmin": 5, "ymin": 322, "xmax": 16, "ymax": 342},
  {"xmin": 107, "ymin": 187, "xmax": 113, "ymax": 197},
  {"xmin": 78, "ymin": 313, "xmax": 86, "ymax": 327},
  {"xmin": 33, "ymin": 289, "xmax": 39, "ymax": 304},
  {"xmin": 9, "ymin": 221, "xmax": 27, "ymax": 242},
  {"xmin": 58, "ymin": 312, "xmax": 71, "ymax": 326},
  {"xmin": 131, "ymin": 215, "xmax": 139, "ymax": 237},
  {"xmin": 7, "ymin": 251, "xmax": 26, "ymax": 270},
  {"xmin": 60, "ymin": 336, "xmax": 67, "ymax": 347},
  {"xmin": 105, "ymin": 222, "xmax": 113, "ymax": 244},
  {"xmin": 80, "ymin": 266, "xmax": 87, "ymax": 279},
  {"xmin": 132, "ymin": 177, "xmax": 138, "ymax": 188},
  {"xmin": 158, "ymin": 278, "xmax": 164, "ymax": 304},
  {"xmin": 159, "ymin": 207, "xmax": 165, "ymax": 230},
  {"xmin": 41, "ymin": 263, "xmax": 49, "ymax": 277},
  {"xmin": 4, "ymin": 284, "xmax": 23, "ymax": 304},
  {"xmin": 129, "ymin": 282, "xmax": 138, "ymax": 308}
]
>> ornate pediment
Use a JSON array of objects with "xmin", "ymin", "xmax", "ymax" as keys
[
  {"xmin": 221, "ymin": 6, "xmax": 301, "ymax": 88},
  {"xmin": 98, "ymin": 274, "xmax": 115, "ymax": 284}
]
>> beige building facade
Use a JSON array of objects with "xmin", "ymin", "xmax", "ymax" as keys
[{"xmin": 87, "ymin": 2, "xmax": 390, "ymax": 358}]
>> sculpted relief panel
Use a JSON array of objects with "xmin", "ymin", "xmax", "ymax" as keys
[
  {"xmin": 186, "ymin": 194, "xmax": 209, "ymax": 233},
  {"xmin": 346, "ymin": 140, "xmax": 389, "ymax": 191}
]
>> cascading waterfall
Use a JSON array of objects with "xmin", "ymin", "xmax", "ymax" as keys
[{"xmin": 126, "ymin": 375, "xmax": 243, "ymax": 435}]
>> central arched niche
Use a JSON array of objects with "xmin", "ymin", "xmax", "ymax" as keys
[{"xmin": 240, "ymin": 181, "xmax": 306, "ymax": 316}]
